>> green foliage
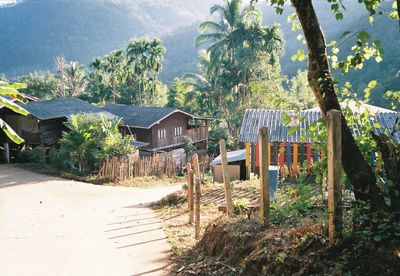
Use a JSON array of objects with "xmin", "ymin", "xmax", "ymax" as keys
[
  {"xmin": 233, "ymin": 198, "xmax": 250, "ymax": 215},
  {"xmin": 126, "ymin": 38, "xmax": 167, "ymax": 105},
  {"xmin": 58, "ymin": 114, "xmax": 136, "ymax": 174},
  {"xmin": 166, "ymin": 77, "xmax": 187, "ymax": 110},
  {"xmin": 207, "ymin": 125, "xmax": 238, "ymax": 156},
  {"xmin": 355, "ymin": 200, "xmax": 400, "ymax": 247},
  {"xmin": 84, "ymin": 38, "xmax": 167, "ymax": 106},
  {"xmin": 192, "ymin": 0, "xmax": 286, "ymax": 138},
  {"xmin": 288, "ymin": 70, "xmax": 316, "ymax": 109},
  {"xmin": 182, "ymin": 136, "xmax": 196, "ymax": 158},
  {"xmin": 17, "ymin": 71, "xmax": 58, "ymax": 99},
  {"xmin": 17, "ymin": 146, "xmax": 46, "ymax": 164},
  {"xmin": 271, "ymin": 183, "xmax": 315, "ymax": 224},
  {"xmin": 55, "ymin": 57, "xmax": 87, "ymax": 98}
]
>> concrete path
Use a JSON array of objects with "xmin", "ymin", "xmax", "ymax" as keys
[{"xmin": 0, "ymin": 165, "xmax": 180, "ymax": 276}]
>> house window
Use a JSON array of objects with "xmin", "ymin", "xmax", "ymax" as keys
[
  {"xmin": 174, "ymin": 126, "xmax": 182, "ymax": 137},
  {"xmin": 158, "ymin": 128, "xmax": 166, "ymax": 139}
]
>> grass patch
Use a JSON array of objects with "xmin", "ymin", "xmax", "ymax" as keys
[{"xmin": 105, "ymin": 175, "xmax": 185, "ymax": 188}]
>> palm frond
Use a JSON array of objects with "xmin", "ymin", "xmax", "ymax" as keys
[
  {"xmin": 199, "ymin": 21, "xmax": 226, "ymax": 33},
  {"xmin": 210, "ymin": 4, "xmax": 225, "ymax": 17},
  {"xmin": 0, "ymin": 118, "xmax": 24, "ymax": 144},
  {"xmin": 0, "ymin": 96, "xmax": 29, "ymax": 116},
  {"xmin": 195, "ymin": 33, "xmax": 224, "ymax": 47}
]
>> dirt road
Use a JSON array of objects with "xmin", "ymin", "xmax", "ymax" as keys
[{"xmin": 0, "ymin": 165, "xmax": 180, "ymax": 276}]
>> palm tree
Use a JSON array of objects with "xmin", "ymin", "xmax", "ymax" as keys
[
  {"xmin": 148, "ymin": 39, "xmax": 166, "ymax": 105},
  {"xmin": 196, "ymin": 0, "xmax": 284, "ymax": 93},
  {"xmin": 104, "ymin": 50, "xmax": 126, "ymax": 103},
  {"xmin": 182, "ymin": 50, "xmax": 219, "ymax": 116},
  {"xmin": 65, "ymin": 61, "xmax": 86, "ymax": 97},
  {"xmin": 127, "ymin": 38, "xmax": 166, "ymax": 105},
  {"xmin": 196, "ymin": 0, "xmax": 257, "ymax": 73},
  {"xmin": 127, "ymin": 39, "xmax": 150, "ymax": 105}
]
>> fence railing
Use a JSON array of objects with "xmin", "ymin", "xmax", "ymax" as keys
[
  {"xmin": 187, "ymin": 126, "xmax": 208, "ymax": 142},
  {"xmin": 98, "ymin": 154, "xmax": 177, "ymax": 181}
]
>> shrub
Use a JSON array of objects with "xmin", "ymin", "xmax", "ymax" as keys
[
  {"xmin": 271, "ymin": 183, "xmax": 314, "ymax": 224},
  {"xmin": 57, "ymin": 114, "xmax": 136, "ymax": 174},
  {"xmin": 17, "ymin": 146, "xmax": 45, "ymax": 163},
  {"xmin": 182, "ymin": 136, "xmax": 196, "ymax": 157},
  {"xmin": 48, "ymin": 148, "xmax": 69, "ymax": 170},
  {"xmin": 233, "ymin": 198, "xmax": 250, "ymax": 215}
]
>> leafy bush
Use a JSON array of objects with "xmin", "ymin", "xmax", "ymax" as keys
[
  {"xmin": 48, "ymin": 148, "xmax": 69, "ymax": 170},
  {"xmin": 56, "ymin": 114, "xmax": 135, "ymax": 174},
  {"xmin": 207, "ymin": 126, "xmax": 238, "ymax": 156},
  {"xmin": 271, "ymin": 183, "xmax": 314, "ymax": 224},
  {"xmin": 17, "ymin": 146, "xmax": 45, "ymax": 163},
  {"xmin": 233, "ymin": 198, "xmax": 250, "ymax": 215},
  {"xmin": 182, "ymin": 136, "xmax": 196, "ymax": 157}
]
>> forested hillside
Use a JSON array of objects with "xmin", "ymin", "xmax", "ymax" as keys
[
  {"xmin": 1, "ymin": 0, "xmax": 399, "ymax": 105},
  {"xmin": 0, "ymin": 0, "xmax": 216, "ymax": 77}
]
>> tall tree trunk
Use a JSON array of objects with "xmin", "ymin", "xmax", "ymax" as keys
[{"xmin": 290, "ymin": 0, "xmax": 386, "ymax": 211}]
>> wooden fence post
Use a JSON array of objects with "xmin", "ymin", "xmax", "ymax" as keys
[
  {"xmin": 259, "ymin": 127, "xmax": 270, "ymax": 227},
  {"xmin": 219, "ymin": 140, "xmax": 234, "ymax": 216},
  {"xmin": 245, "ymin": 143, "xmax": 251, "ymax": 180},
  {"xmin": 187, "ymin": 163, "xmax": 194, "ymax": 224},
  {"xmin": 327, "ymin": 109, "xmax": 343, "ymax": 245},
  {"xmin": 192, "ymin": 153, "xmax": 201, "ymax": 240}
]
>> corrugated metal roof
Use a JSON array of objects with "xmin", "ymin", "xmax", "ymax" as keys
[
  {"xmin": 131, "ymin": 140, "xmax": 150, "ymax": 148},
  {"xmin": 211, "ymin": 149, "xmax": 246, "ymax": 165},
  {"xmin": 102, "ymin": 104, "xmax": 195, "ymax": 129},
  {"xmin": 240, "ymin": 105, "xmax": 400, "ymax": 143},
  {"xmin": 20, "ymin": 98, "xmax": 116, "ymax": 120}
]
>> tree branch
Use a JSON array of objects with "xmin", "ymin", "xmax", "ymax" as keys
[{"xmin": 290, "ymin": 0, "xmax": 386, "ymax": 211}]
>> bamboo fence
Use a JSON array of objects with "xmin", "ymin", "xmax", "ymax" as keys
[{"xmin": 98, "ymin": 154, "xmax": 178, "ymax": 181}]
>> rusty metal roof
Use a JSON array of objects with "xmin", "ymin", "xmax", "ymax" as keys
[{"xmin": 239, "ymin": 106, "xmax": 400, "ymax": 143}]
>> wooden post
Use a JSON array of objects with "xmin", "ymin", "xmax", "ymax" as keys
[
  {"xmin": 192, "ymin": 154, "xmax": 201, "ymax": 240},
  {"xmin": 245, "ymin": 143, "xmax": 251, "ymax": 180},
  {"xmin": 293, "ymin": 143, "xmax": 299, "ymax": 175},
  {"xmin": 219, "ymin": 140, "xmax": 234, "ymax": 216},
  {"xmin": 259, "ymin": 127, "xmax": 270, "ymax": 226},
  {"xmin": 3, "ymin": 142, "xmax": 10, "ymax": 164},
  {"xmin": 327, "ymin": 110, "xmax": 343, "ymax": 245},
  {"xmin": 187, "ymin": 163, "xmax": 194, "ymax": 224}
]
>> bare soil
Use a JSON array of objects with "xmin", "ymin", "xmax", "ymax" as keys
[{"xmin": 171, "ymin": 218, "xmax": 400, "ymax": 275}]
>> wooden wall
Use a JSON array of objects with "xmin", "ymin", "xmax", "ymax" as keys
[
  {"xmin": 151, "ymin": 112, "xmax": 189, "ymax": 149},
  {"xmin": 212, "ymin": 164, "xmax": 241, "ymax": 183},
  {"xmin": 121, "ymin": 126, "xmax": 153, "ymax": 147},
  {"xmin": 38, "ymin": 118, "xmax": 68, "ymax": 146}
]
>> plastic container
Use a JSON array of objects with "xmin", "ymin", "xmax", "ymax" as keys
[{"xmin": 268, "ymin": 166, "xmax": 279, "ymax": 201}]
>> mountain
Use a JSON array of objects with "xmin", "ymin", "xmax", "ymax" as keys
[
  {"xmin": 0, "ymin": 0, "xmax": 216, "ymax": 77},
  {"xmin": 1, "ymin": 0, "xmax": 399, "ymax": 105}
]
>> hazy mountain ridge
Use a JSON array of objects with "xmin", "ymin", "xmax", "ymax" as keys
[
  {"xmin": 0, "ymin": 0, "xmax": 216, "ymax": 78},
  {"xmin": 1, "ymin": 0, "xmax": 399, "ymax": 100}
]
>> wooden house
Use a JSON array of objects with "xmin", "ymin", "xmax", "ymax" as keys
[
  {"xmin": 102, "ymin": 104, "xmax": 210, "ymax": 153},
  {"xmin": 0, "ymin": 98, "xmax": 116, "ymax": 160},
  {"xmin": 239, "ymin": 103, "xmax": 400, "ymax": 177}
]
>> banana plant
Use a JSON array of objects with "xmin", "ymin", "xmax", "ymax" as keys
[{"xmin": 0, "ymin": 81, "xmax": 29, "ymax": 144}]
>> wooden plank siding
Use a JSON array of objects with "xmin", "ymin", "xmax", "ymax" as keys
[
  {"xmin": 120, "ymin": 112, "xmax": 208, "ymax": 151},
  {"xmin": 152, "ymin": 113, "xmax": 188, "ymax": 149},
  {"xmin": 39, "ymin": 118, "xmax": 68, "ymax": 146},
  {"xmin": 150, "ymin": 113, "xmax": 208, "ymax": 150}
]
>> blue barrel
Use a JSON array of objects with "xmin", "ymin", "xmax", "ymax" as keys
[{"xmin": 269, "ymin": 166, "xmax": 279, "ymax": 201}]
